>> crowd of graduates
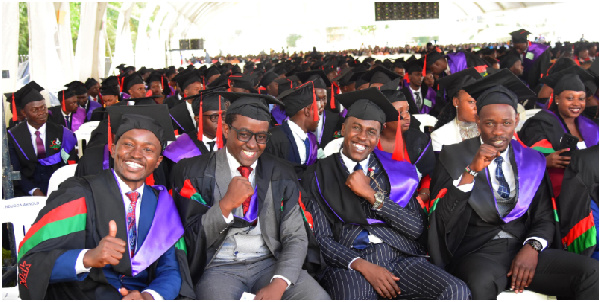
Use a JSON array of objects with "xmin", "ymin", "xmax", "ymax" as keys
[{"xmin": 4, "ymin": 29, "xmax": 599, "ymax": 300}]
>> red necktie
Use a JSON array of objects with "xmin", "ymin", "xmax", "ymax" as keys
[
  {"xmin": 125, "ymin": 191, "xmax": 139, "ymax": 258},
  {"xmin": 237, "ymin": 166, "xmax": 253, "ymax": 215}
]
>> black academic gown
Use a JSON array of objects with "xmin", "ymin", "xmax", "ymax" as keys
[
  {"xmin": 264, "ymin": 121, "xmax": 312, "ymax": 176},
  {"xmin": 169, "ymin": 102, "xmax": 196, "ymax": 135},
  {"xmin": 47, "ymin": 106, "xmax": 72, "ymax": 130},
  {"xmin": 7, "ymin": 121, "xmax": 78, "ymax": 196},
  {"xmin": 162, "ymin": 131, "xmax": 211, "ymax": 185},
  {"xmin": 164, "ymin": 95, "xmax": 183, "ymax": 109},
  {"xmin": 427, "ymin": 137, "xmax": 556, "ymax": 268},
  {"xmin": 16, "ymin": 169, "xmax": 194, "ymax": 300}
]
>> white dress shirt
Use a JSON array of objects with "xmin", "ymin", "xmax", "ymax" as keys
[
  {"xmin": 409, "ymin": 86, "xmax": 422, "ymax": 109},
  {"xmin": 315, "ymin": 111, "xmax": 325, "ymax": 143},
  {"xmin": 287, "ymin": 120, "xmax": 309, "ymax": 164},
  {"xmin": 453, "ymin": 141, "xmax": 547, "ymax": 250},
  {"xmin": 339, "ymin": 151, "xmax": 370, "ymax": 175},
  {"xmin": 26, "ymin": 122, "xmax": 47, "ymax": 195},
  {"xmin": 61, "ymin": 110, "xmax": 71, "ymax": 128},
  {"xmin": 202, "ymin": 134, "xmax": 217, "ymax": 152},
  {"xmin": 74, "ymin": 172, "xmax": 162, "ymax": 299}
]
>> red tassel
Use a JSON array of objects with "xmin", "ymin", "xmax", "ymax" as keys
[
  {"xmin": 330, "ymin": 82, "xmax": 339, "ymax": 110},
  {"xmin": 311, "ymin": 82, "xmax": 319, "ymax": 122},
  {"xmin": 422, "ymin": 54, "xmax": 427, "ymax": 77},
  {"xmin": 145, "ymin": 173, "xmax": 155, "ymax": 186},
  {"xmin": 547, "ymin": 94, "xmax": 553, "ymax": 109},
  {"xmin": 197, "ymin": 94, "xmax": 203, "ymax": 142},
  {"xmin": 216, "ymin": 95, "xmax": 224, "ymax": 149},
  {"xmin": 119, "ymin": 76, "xmax": 124, "ymax": 93},
  {"xmin": 11, "ymin": 93, "xmax": 17, "ymax": 122},
  {"xmin": 107, "ymin": 115, "xmax": 113, "ymax": 154},
  {"xmin": 61, "ymin": 91, "xmax": 66, "ymax": 113},
  {"xmin": 392, "ymin": 111, "xmax": 407, "ymax": 162}
]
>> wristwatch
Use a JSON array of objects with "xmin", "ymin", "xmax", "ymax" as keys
[
  {"xmin": 526, "ymin": 239, "xmax": 543, "ymax": 252},
  {"xmin": 372, "ymin": 191, "xmax": 385, "ymax": 210}
]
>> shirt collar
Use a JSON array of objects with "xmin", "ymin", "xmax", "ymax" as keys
[
  {"xmin": 339, "ymin": 149, "xmax": 370, "ymax": 174},
  {"xmin": 202, "ymin": 134, "xmax": 216, "ymax": 142},
  {"xmin": 27, "ymin": 121, "xmax": 46, "ymax": 136},
  {"xmin": 479, "ymin": 137, "xmax": 511, "ymax": 161},
  {"xmin": 225, "ymin": 146, "xmax": 258, "ymax": 173},
  {"xmin": 410, "ymin": 86, "xmax": 421, "ymax": 93},
  {"xmin": 113, "ymin": 169, "xmax": 145, "ymax": 195},
  {"xmin": 286, "ymin": 119, "xmax": 307, "ymax": 140}
]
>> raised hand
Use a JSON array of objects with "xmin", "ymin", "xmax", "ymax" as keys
[{"xmin": 83, "ymin": 220, "xmax": 127, "ymax": 268}]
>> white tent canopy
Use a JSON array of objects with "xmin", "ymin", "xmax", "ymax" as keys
[{"xmin": 1, "ymin": 1, "xmax": 596, "ymax": 95}]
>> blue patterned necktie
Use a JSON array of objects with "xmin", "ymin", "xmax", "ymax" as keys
[
  {"xmin": 354, "ymin": 162, "xmax": 363, "ymax": 173},
  {"xmin": 494, "ymin": 157, "xmax": 511, "ymax": 199},
  {"xmin": 125, "ymin": 191, "xmax": 139, "ymax": 258}
]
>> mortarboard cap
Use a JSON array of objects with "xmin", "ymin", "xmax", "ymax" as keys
[
  {"xmin": 14, "ymin": 81, "xmax": 44, "ymax": 109},
  {"xmin": 101, "ymin": 76, "xmax": 121, "ymax": 96},
  {"xmin": 84, "ymin": 78, "xmax": 99, "ymax": 90},
  {"xmin": 228, "ymin": 73, "xmax": 257, "ymax": 93},
  {"xmin": 510, "ymin": 29, "xmax": 531, "ymax": 44},
  {"xmin": 296, "ymin": 70, "xmax": 331, "ymax": 89},
  {"xmin": 499, "ymin": 53, "xmax": 521, "ymax": 69},
  {"xmin": 259, "ymin": 71, "xmax": 279, "ymax": 88},
  {"xmin": 276, "ymin": 78, "xmax": 295, "ymax": 96},
  {"xmin": 220, "ymin": 91, "xmax": 282, "ymax": 122},
  {"xmin": 176, "ymin": 70, "xmax": 203, "ymax": 91},
  {"xmin": 278, "ymin": 81, "xmax": 320, "ymax": 118},
  {"xmin": 107, "ymin": 104, "xmax": 175, "ymax": 149},
  {"xmin": 360, "ymin": 65, "xmax": 400, "ymax": 85},
  {"xmin": 438, "ymin": 67, "xmax": 483, "ymax": 101},
  {"xmin": 336, "ymin": 87, "xmax": 397, "ymax": 124},
  {"xmin": 541, "ymin": 65, "xmax": 593, "ymax": 95},
  {"xmin": 463, "ymin": 69, "xmax": 535, "ymax": 113},
  {"xmin": 65, "ymin": 81, "xmax": 87, "ymax": 95},
  {"xmin": 122, "ymin": 73, "xmax": 145, "ymax": 92}
]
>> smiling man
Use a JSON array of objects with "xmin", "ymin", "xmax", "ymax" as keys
[
  {"xmin": 428, "ymin": 72, "xmax": 599, "ymax": 299},
  {"xmin": 303, "ymin": 88, "xmax": 470, "ymax": 300},
  {"xmin": 171, "ymin": 92, "xmax": 329, "ymax": 300},
  {"xmin": 17, "ymin": 104, "xmax": 193, "ymax": 300}
]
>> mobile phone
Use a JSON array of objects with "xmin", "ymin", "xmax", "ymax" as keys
[{"xmin": 559, "ymin": 133, "xmax": 578, "ymax": 156}]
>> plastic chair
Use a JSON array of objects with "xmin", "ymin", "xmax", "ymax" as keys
[
  {"xmin": 74, "ymin": 121, "xmax": 100, "ymax": 158},
  {"xmin": 497, "ymin": 289, "xmax": 556, "ymax": 300},
  {"xmin": 1, "ymin": 196, "xmax": 47, "ymax": 300},
  {"xmin": 46, "ymin": 164, "xmax": 78, "ymax": 196},
  {"xmin": 412, "ymin": 114, "xmax": 438, "ymax": 133},
  {"xmin": 516, "ymin": 108, "xmax": 541, "ymax": 132}
]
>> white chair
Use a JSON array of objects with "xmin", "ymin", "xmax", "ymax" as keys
[
  {"xmin": 2, "ymin": 196, "xmax": 47, "ymax": 300},
  {"xmin": 46, "ymin": 164, "xmax": 78, "ymax": 196},
  {"xmin": 516, "ymin": 108, "xmax": 541, "ymax": 132},
  {"xmin": 74, "ymin": 121, "xmax": 100, "ymax": 158},
  {"xmin": 412, "ymin": 114, "xmax": 438, "ymax": 133},
  {"xmin": 498, "ymin": 289, "xmax": 556, "ymax": 300},
  {"xmin": 321, "ymin": 137, "xmax": 344, "ymax": 158}
]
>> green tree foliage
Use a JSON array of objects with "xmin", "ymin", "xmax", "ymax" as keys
[
  {"xmin": 70, "ymin": 2, "xmax": 80, "ymax": 53},
  {"xmin": 286, "ymin": 34, "xmax": 302, "ymax": 48},
  {"xmin": 18, "ymin": 2, "xmax": 28, "ymax": 56}
]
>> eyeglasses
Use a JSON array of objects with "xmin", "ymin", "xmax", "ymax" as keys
[
  {"xmin": 203, "ymin": 114, "xmax": 220, "ymax": 123},
  {"xmin": 229, "ymin": 125, "xmax": 270, "ymax": 144}
]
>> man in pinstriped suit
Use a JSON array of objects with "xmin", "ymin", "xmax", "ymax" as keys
[{"xmin": 303, "ymin": 88, "xmax": 470, "ymax": 299}]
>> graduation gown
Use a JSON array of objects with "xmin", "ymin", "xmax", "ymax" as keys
[
  {"xmin": 169, "ymin": 102, "xmax": 196, "ymax": 135},
  {"xmin": 7, "ymin": 121, "xmax": 78, "ymax": 196},
  {"xmin": 170, "ymin": 149, "xmax": 313, "ymax": 285},
  {"xmin": 47, "ymin": 106, "xmax": 87, "ymax": 132},
  {"xmin": 164, "ymin": 95, "xmax": 183, "ymax": 109},
  {"xmin": 162, "ymin": 131, "xmax": 218, "ymax": 185},
  {"xmin": 558, "ymin": 145, "xmax": 599, "ymax": 257},
  {"xmin": 74, "ymin": 143, "xmax": 169, "ymax": 187},
  {"xmin": 16, "ymin": 169, "xmax": 194, "ymax": 300},
  {"xmin": 83, "ymin": 100, "xmax": 102, "ymax": 121},
  {"xmin": 428, "ymin": 138, "xmax": 555, "ymax": 268},
  {"xmin": 402, "ymin": 85, "xmax": 438, "ymax": 115},
  {"xmin": 518, "ymin": 109, "xmax": 599, "ymax": 197},
  {"xmin": 318, "ymin": 110, "xmax": 343, "ymax": 149},
  {"xmin": 264, "ymin": 121, "xmax": 318, "ymax": 176}
]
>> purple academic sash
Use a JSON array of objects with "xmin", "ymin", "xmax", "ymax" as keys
[
  {"xmin": 306, "ymin": 132, "xmax": 318, "ymax": 166},
  {"xmin": 86, "ymin": 101, "xmax": 102, "ymax": 121},
  {"xmin": 11, "ymin": 127, "xmax": 77, "ymax": 166},
  {"xmin": 373, "ymin": 149, "xmax": 420, "ymax": 208},
  {"xmin": 102, "ymin": 144, "xmax": 110, "ymax": 170},
  {"xmin": 446, "ymin": 52, "xmax": 467, "ymax": 74},
  {"xmin": 130, "ymin": 185, "xmax": 184, "ymax": 276},
  {"xmin": 484, "ymin": 140, "xmax": 546, "ymax": 223},
  {"xmin": 162, "ymin": 133, "xmax": 202, "ymax": 163},
  {"xmin": 523, "ymin": 43, "xmax": 549, "ymax": 72},
  {"xmin": 340, "ymin": 108, "xmax": 348, "ymax": 119},
  {"xmin": 233, "ymin": 188, "xmax": 259, "ymax": 223},
  {"xmin": 71, "ymin": 107, "xmax": 86, "ymax": 132},
  {"xmin": 271, "ymin": 105, "xmax": 287, "ymax": 125},
  {"xmin": 318, "ymin": 113, "xmax": 326, "ymax": 143}
]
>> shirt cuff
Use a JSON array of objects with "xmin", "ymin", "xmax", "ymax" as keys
[
  {"xmin": 28, "ymin": 188, "xmax": 40, "ymax": 195},
  {"xmin": 453, "ymin": 175, "xmax": 474, "ymax": 192},
  {"xmin": 271, "ymin": 275, "xmax": 291, "ymax": 289},
  {"xmin": 523, "ymin": 237, "xmax": 548, "ymax": 251},
  {"xmin": 143, "ymin": 289, "xmax": 164, "ymax": 300},
  {"xmin": 222, "ymin": 212, "xmax": 234, "ymax": 223},
  {"xmin": 348, "ymin": 257, "xmax": 361, "ymax": 270},
  {"xmin": 75, "ymin": 249, "xmax": 91, "ymax": 275}
]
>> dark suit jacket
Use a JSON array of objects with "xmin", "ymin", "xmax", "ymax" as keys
[
  {"xmin": 428, "ymin": 137, "xmax": 555, "ymax": 268},
  {"xmin": 171, "ymin": 149, "xmax": 308, "ymax": 285},
  {"xmin": 319, "ymin": 110, "xmax": 343, "ymax": 149},
  {"xmin": 8, "ymin": 121, "xmax": 77, "ymax": 195},
  {"xmin": 170, "ymin": 102, "xmax": 195, "ymax": 135}
]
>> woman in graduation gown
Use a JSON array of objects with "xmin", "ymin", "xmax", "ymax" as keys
[
  {"xmin": 430, "ymin": 68, "xmax": 482, "ymax": 153},
  {"xmin": 519, "ymin": 66, "xmax": 599, "ymax": 197}
]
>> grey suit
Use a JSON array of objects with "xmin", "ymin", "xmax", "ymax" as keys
[{"xmin": 171, "ymin": 148, "xmax": 329, "ymax": 299}]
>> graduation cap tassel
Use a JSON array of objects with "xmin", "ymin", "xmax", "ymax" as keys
[
  {"xmin": 61, "ymin": 92, "xmax": 66, "ymax": 112},
  {"xmin": 422, "ymin": 54, "xmax": 428, "ymax": 77},
  {"xmin": 197, "ymin": 94, "xmax": 203, "ymax": 142},
  {"xmin": 216, "ymin": 95, "xmax": 224, "ymax": 149},
  {"xmin": 11, "ymin": 93, "xmax": 17, "ymax": 122},
  {"xmin": 547, "ymin": 94, "xmax": 553, "ymax": 109},
  {"xmin": 107, "ymin": 115, "xmax": 113, "ymax": 154},
  {"xmin": 311, "ymin": 82, "xmax": 319, "ymax": 122},
  {"xmin": 391, "ymin": 111, "xmax": 406, "ymax": 162},
  {"xmin": 119, "ymin": 77, "xmax": 124, "ymax": 93}
]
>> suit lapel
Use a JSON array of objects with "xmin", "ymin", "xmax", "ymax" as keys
[
  {"xmin": 281, "ymin": 121, "xmax": 302, "ymax": 164},
  {"xmin": 171, "ymin": 102, "xmax": 195, "ymax": 133},
  {"xmin": 189, "ymin": 131, "xmax": 210, "ymax": 154},
  {"xmin": 45, "ymin": 122, "xmax": 62, "ymax": 157},
  {"xmin": 11, "ymin": 122, "xmax": 37, "ymax": 161},
  {"xmin": 213, "ymin": 149, "xmax": 231, "ymax": 203},
  {"xmin": 137, "ymin": 185, "xmax": 157, "ymax": 248}
]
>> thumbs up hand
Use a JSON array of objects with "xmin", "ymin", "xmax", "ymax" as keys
[{"xmin": 83, "ymin": 220, "xmax": 127, "ymax": 268}]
